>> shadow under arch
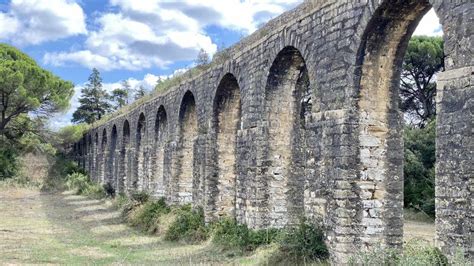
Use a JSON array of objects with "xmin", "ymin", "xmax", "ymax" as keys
[
  {"xmin": 151, "ymin": 105, "xmax": 168, "ymax": 198},
  {"xmin": 120, "ymin": 120, "xmax": 131, "ymax": 193},
  {"xmin": 135, "ymin": 112, "xmax": 147, "ymax": 190},
  {"xmin": 176, "ymin": 91, "xmax": 198, "ymax": 204},
  {"xmin": 263, "ymin": 45, "xmax": 312, "ymax": 228}
]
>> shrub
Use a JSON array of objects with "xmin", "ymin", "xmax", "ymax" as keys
[
  {"xmin": 278, "ymin": 219, "xmax": 329, "ymax": 262},
  {"xmin": 349, "ymin": 239, "xmax": 449, "ymax": 265},
  {"xmin": 212, "ymin": 217, "xmax": 281, "ymax": 253},
  {"xmin": 165, "ymin": 205, "xmax": 208, "ymax": 243},
  {"xmin": 103, "ymin": 182, "xmax": 115, "ymax": 197},
  {"xmin": 130, "ymin": 191, "xmax": 150, "ymax": 204},
  {"xmin": 128, "ymin": 198, "xmax": 171, "ymax": 233},
  {"xmin": 65, "ymin": 172, "xmax": 105, "ymax": 199}
]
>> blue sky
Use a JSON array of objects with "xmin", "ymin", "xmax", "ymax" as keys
[{"xmin": 0, "ymin": 0, "xmax": 442, "ymax": 129}]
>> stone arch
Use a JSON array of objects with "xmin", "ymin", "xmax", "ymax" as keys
[
  {"xmin": 109, "ymin": 125, "xmax": 118, "ymax": 188},
  {"xmin": 354, "ymin": 0, "xmax": 468, "ymax": 258},
  {"xmin": 176, "ymin": 90, "xmax": 198, "ymax": 204},
  {"xmin": 100, "ymin": 128, "xmax": 107, "ymax": 184},
  {"xmin": 120, "ymin": 120, "xmax": 131, "ymax": 192},
  {"xmin": 94, "ymin": 132, "xmax": 99, "ymax": 181},
  {"xmin": 152, "ymin": 105, "xmax": 168, "ymax": 198},
  {"xmin": 135, "ymin": 112, "xmax": 147, "ymax": 190},
  {"xmin": 211, "ymin": 73, "xmax": 242, "ymax": 219},
  {"xmin": 264, "ymin": 46, "xmax": 311, "ymax": 228},
  {"xmin": 87, "ymin": 134, "xmax": 93, "ymax": 174}
]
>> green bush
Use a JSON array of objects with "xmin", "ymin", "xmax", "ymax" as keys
[
  {"xmin": 349, "ymin": 240, "xmax": 449, "ymax": 265},
  {"xmin": 165, "ymin": 205, "xmax": 208, "ymax": 243},
  {"xmin": 0, "ymin": 143, "xmax": 19, "ymax": 180},
  {"xmin": 65, "ymin": 172, "xmax": 105, "ymax": 199},
  {"xmin": 404, "ymin": 120, "xmax": 436, "ymax": 217},
  {"xmin": 278, "ymin": 219, "xmax": 329, "ymax": 262},
  {"xmin": 129, "ymin": 198, "xmax": 171, "ymax": 233},
  {"xmin": 212, "ymin": 217, "xmax": 280, "ymax": 253},
  {"xmin": 130, "ymin": 191, "xmax": 150, "ymax": 204}
]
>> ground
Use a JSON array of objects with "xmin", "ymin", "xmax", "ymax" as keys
[{"xmin": 0, "ymin": 186, "xmax": 435, "ymax": 264}]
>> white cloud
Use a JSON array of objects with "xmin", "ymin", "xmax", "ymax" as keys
[
  {"xmin": 414, "ymin": 9, "xmax": 443, "ymax": 36},
  {"xmin": 0, "ymin": 0, "xmax": 87, "ymax": 45},
  {"xmin": 43, "ymin": 0, "xmax": 302, "ymax": 71}
]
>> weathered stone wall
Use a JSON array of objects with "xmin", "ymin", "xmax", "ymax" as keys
[{"xmin": 75, "ymin": 0, "xmax": 472, "ymax": 263}]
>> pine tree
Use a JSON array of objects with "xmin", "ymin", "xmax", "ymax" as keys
[
  {"xmin": 195, "ymin": 48, "xmax": 209, "ymax": 68},
  {"xmin": 72, "ymin": 68, "xmax": 112, "ymax": 124},
  {"xmin": 134, "ymin": 85, "xmax": 146, "ymax": 101},
  {"xmin": 111, "ymin": 80, "xmax": 131, "ymax": 109}
]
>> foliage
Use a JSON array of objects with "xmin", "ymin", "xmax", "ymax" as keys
[
  {"xmin": 56, "ymin": 123, "xmax": 89, "ymax": 146},
  {"xmin": 134, "ymin": 85, "xmax": 146, "ymax": 101},
  {"xmin": 128, "ymin": 198, "xmax": 171, "ymax": 233},
  {"xmin": 65, "ymin": 172, "xmax": 105, "ymax": 199},
  {"xmin": 0, "ymin": 43, "xmax": 74, "ymax": 134},
  {"xmin": 130, "ymin": 191, "xmax": 151, "ymax": 204},
  {"xmin": 72, "ymin": 68, "xmax": 112, "ymax": 124},
  {"xmin": 404, "ymin": 120, "xmax": 436, "ymax": 217},
  {"xmin": 165, "ymin": 205, "xmax": 208, "ymax": 243},
  {"xmin": 349, "ymin": 239, "xmax": 450, "ymax": 265},
  {"xmin": 111, "ymin": 88, "xmax": 129, "ymax": 110},
  {"xmin": 0, "ymin": 139, "xmax": 20, "ymax": 180},
  {"xmin": 195, "ymin": 48, "xmax": 210, "ymax": 68},
  {"xmin": 278, "ymin": 219, "xmax": 329, "ymax": 262},
  {"xmin": 212, "ymin": 217, "xmax": 281, "ymax": 253},
  {"xmin": 400, "ymin": 36, "xmax": 444, "ymax": 127}
]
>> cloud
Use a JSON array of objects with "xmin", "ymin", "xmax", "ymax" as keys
[
  {"xmin": 414, "ymin": 9, "xmax": 443, "ymax": 36},
  {"xmin": 0, "ymin": 0, "xmax": 87, "ymax": 45},
  {"xmin": 43, "ymin": 0, "xmax": 302, "ymax": 71}
]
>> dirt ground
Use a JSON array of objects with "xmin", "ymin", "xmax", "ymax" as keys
[{"xmin": 0, "ymin": 186, "xmax": 435, "ymax": 264}]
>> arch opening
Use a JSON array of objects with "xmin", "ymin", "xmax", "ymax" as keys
[
  {"xmin": 152, "ymin": 105, "xmax": 168, "ymax": 198},
  {"xmin": 120, "ymin": 120, "xmax": 131, "ymax": 192},
  {"xmin": 109, "ymin": 126, "xmax": 118, "ymax": 189},
  {"xmin": 100, "ymin": 129, "xmax": 107, "ymax": 184},
  {"xmin": 264, "ymin": 46, "xmax": 312, "ymax": 228},
  {"xmin": 212, "ymin": 73, "xmax": 242, "ymax": 218},
  {"xmin": 177, "ymin": 91, "xmax": 198, "ymax": 204},
  {"xmin": 135, "ymin": 113, "xmax": 147, "ymax": 191}
]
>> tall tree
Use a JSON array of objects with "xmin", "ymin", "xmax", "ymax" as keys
[
  {"xmin": 134, "ymin": 85, "xmax": 146, "ymax": 101},
  {"xmin": 195, "ymin": 48, "xmax": 210, "ymax": 68},
  {"xmin": 400, "ymin": 36, "xmax": 444, "ymax": 127},
  {"xmin": 0, "ymin": 44, "xmax": 74, "ymax": 136},
  {"xmin": 111, "ymin": 80, "xmax": 131, "ymax": 109},
  {"xmin": 72, "ymin": 68, "xmax": 111, "ymax": 124}
]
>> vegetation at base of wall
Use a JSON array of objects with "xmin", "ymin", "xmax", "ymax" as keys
[
  {"xmin": 403, "ymin": 120, "xmax": 436, "ymax": 218},
  {"xmin": 348, "ymin": 239, "xmax": 471, "ymax": 266},
  {"xmin": 128, "ymin": 198, "xmax": 171, "ymax": 234},
  {"xmin": 164, "ymin": 205, "xmax": 208, "ymax": 243},
  {"xmin": 211, "ymin": 218, "xmax": 281, "ymax": 253},
  {"xmin": 65, "ymin": 172, "xmax": 106, "ymax": 199}
]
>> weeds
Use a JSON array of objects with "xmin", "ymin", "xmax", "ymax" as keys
[
  {"xmin": 65, "ymin": 172, "xmax": 106, "ymax": 199},
  {"xmin": 165, "ymin": 205, "xmax": 208, "ymax": 243}
]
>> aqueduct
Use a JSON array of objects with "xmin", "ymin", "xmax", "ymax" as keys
[{"xmin": 74, "ymin": 0, "xmax": 473, "ymax": 262}]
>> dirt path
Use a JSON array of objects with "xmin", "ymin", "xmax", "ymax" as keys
[
  {"xmin": 0, "ymin": 186, "xmax": 435, "ymax": 264},
  {"xmin": 0, "ymin": 187, "xmax": 230, "ymax": 265}
]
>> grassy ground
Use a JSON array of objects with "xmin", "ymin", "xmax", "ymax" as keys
[
  {"xmin": 0, "ymin": 185, "xmax": 435, "ymax": 265},
  {"xmin": 0, "ymin": 186, "xmax": 279, "ymax": 265}
]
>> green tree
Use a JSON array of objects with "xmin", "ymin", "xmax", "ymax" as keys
[
  {"xmin": 0, "ymin": 43, "xmax": 74, "ymax": 136},
  {"xmin": 111, "ymin": 83, "xmax": 129, "ymax": 110},
  {"xmin": 400, "ymin": 36, "xmax": 444, "ymax": 127},
  {"xmin": 72, "ymin": 68, "xmax": 111, "ymax": 124},
  {"xmin": 134, "ymin": 85, "xmax": 146, "ymax": 101},
  {"xmin": 404, "ymin": 120, "xmax": 436, "ymax": 217},
  {"xmin": 195, "ymin": 48, "xmax": 209, "ymax": 68}
]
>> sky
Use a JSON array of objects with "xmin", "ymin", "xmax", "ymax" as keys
[{"xmin": 0, "ymin": 0, "xmax": 443, "ymax": 129}]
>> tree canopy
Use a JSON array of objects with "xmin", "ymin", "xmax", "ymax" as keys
[
  {"xmin": 400, "ymin": 36, "xmax": 444, "ymax": 127},
  {"xmin": 72, "ymin": 68, "xmax": 112, "ymax": 124},
  {"xmin": 0, "ymin": 43, "xmax": 74, "ymax": 136}
]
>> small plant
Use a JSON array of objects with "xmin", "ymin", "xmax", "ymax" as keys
[
  {"xmin": 212, "ymin": 217, "xmax": 280, "ymax": 253},
  {"xmin": 65, "ymin": 172, "xmax": 106, "ymax": 199},
  {"xmin": 278, "ymin": 218, "xmax": 329, "ymax": 262},
  {"xmin": 130, "ymin": 191, "xmax": 150, "ymax": 204},
  {"xmin": 128, "ymin": 198, "xmax": 171, "ymax": 233},
  {"xmin": 165, "ymin": 205, "xmax": 208, "ymax": 243}
]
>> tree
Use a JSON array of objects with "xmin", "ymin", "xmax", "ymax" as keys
[
  {"xmin": 195, "ymin": 48, "xmax": 209, "ymax": 67},
  {"xmin": 134, "ymin": 85, "xmax": 146, "ymax": 101},
  {"xmin": 400, "ymin": 36, "xmax": 444, "ymax": 127},
  {"xmin": 72, "ymin": 68, "xmax": 112, "ymax": 124},
  {"xmin": 0, "ymin": 44, "xmax": 74, "ymax": 136},
  {"xmin": 111, "ymin": 80, "xmax": 131, "ymax": 109}
]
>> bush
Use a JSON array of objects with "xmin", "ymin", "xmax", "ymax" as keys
[
  {"xmin": 404, "ymin": 120, "xmax": 436, "ymax": 217},
  {"xmin": 349, "ymin": 239, "xmax": 449, "ymax": 265},
  {"xmin": 128, "ymin": 198, "xmax": 171, "ymax": 233},
  {"xmin": 65, "ymin": 172, "xmax": 105, "ymax": 199},
  {"xmin": 103, "ymin": 182, "xmax": 115, "ymax": 197},
  {"xmin": 278, "ymin": 219, "xmax": 329, "ymax": 262},
  {"xmin": 0, "ymin": 144, "xmax": 19, "ymax": 180},
  {"xmin": 130, "ymin": 191, "xmax": 150, "ymax": 204},
  {"xmin": 165, "ymin": 205, "xmax": 208, "ymax": 243},
  {"xmin": 212, "ymin": 217, "xmax": 281, "ymax": 253}
]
